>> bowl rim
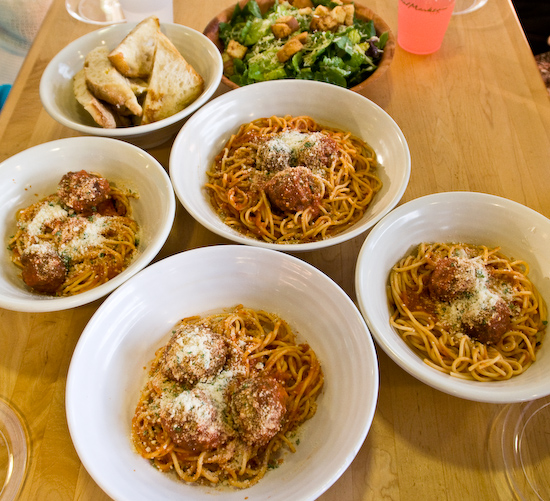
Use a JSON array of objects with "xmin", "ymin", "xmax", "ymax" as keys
[
  {"xmin": 39, "ymin": 21, "xmax": 223, "ymax": 137},
  {"xmin": 202, "ymin": 0, "xmax": 395, "ymax": 93},
  {"xmin": 0, "ymin": 136, "xmax": 176, "ymax": 312},
  {"xmin": 169, "ymin": 79, "xmax": 411, "ymax": 252},
  {"xmin": 355, "ymin": 191, "xmax": 550, "ymax": 403}
]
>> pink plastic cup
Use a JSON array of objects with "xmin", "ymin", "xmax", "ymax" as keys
[{"xmin": 398, "ymin": 0, "xmax": 455, "ymax": 55}]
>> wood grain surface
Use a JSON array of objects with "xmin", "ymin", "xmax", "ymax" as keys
[{"xmin": 0, "ymin": 0, "xmax": 549, "ymax": 499}]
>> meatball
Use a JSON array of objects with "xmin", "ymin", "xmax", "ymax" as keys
[
  {"xmin": 265, "ymin": 166, "xmax": 323, "ymax": 215},
  {"xmin": 255, "ymin": 131, "xmax": 337, "ymax": 173},
  {"xmin": 161, "ymin": 323, "xmax": 228, "ymax": 385},
  {"xmin": 294, "ymin": 134, "xmax": 337, "ymax": 171},
  {"xmin": 230, "ymin": 376, "xmax": 287, "ymax": 447},
  {"xmin": 160, "ymin": 387, "xmax": 231, "ymax": 451},
  {"xmin": 256, "ymin": 136, "xmax": 293, "ymax": 173},
  {"xmin": 57, "ymin": 170, "xmax": 111, "ymax": 213},
  {"xmin": 461, "ymin": 297, "xmax": 512, "ymax": 345},
  {"xmin": 21, "ymin": 244, "xmax": 66, "ymax": 294},
  {"xmin": 429, "ymin": 257, "xmax": 479, "ymax": 302},
  {"xmin": 95, "ymin": 198, "xmax": 126, "ymax": 217}
]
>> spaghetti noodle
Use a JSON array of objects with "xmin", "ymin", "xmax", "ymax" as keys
[
  {"xmin": 205, "ymin": 115, "xmax": 382, "ymax": 243},
  {"xmin": 8, "ymin": 170, "xmax": 139, "ymax": 296},
  {"xmin": 131, "ymin": 305, "xmax": 324, "ymax": 488},
  {"xmin": 389, "ymin": 243, "xmax": 547, "ymax": 381}
]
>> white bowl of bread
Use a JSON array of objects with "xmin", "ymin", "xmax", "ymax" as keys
[{"xmin": 40, "ymin": 17, "xmax": 223, "ymax": 149}]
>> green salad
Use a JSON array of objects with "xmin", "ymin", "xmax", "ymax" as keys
[{"xmin": 219, "ymin": 0, "xmax": 389, "ymax": 89}]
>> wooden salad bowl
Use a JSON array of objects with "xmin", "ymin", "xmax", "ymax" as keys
[{"xmin": 203, "ymin": 0, "xmax": 395, "ymax": 93}]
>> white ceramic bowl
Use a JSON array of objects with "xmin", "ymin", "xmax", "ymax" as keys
[
  {"xmin": 40, "ymin": 22, "xmax": 223, "ymax": 149},
  {"xmin": 355, "ymin": 192, "xmax": 550, "ymax": 403},
  {"xmin": 0, "ymin": 137, "xmax": 175, "ymax": 312},
  {"xmin": 169, "ymin": 79, "xmax": 410, "ymax": 252},
  {"xmin": 66, "ymin": 245, "xmax": 379, "ymax": 501}
]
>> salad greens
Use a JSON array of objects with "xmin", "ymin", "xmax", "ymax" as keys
[{"xmin": 219, "ymin": 0, "xmax": 388, "ymax": 89}]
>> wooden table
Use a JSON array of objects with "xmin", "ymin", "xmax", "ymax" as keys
[{"xmin": 1, "ymin": 0, "xmax": 549, "ymax": 499}]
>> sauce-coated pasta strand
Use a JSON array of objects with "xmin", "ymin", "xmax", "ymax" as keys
[
  {"xmin": 132, "ymin": 305, "xmax": 323, "ymax": 488},
  {"xmin": 205, "ymin": 115, "xmax": 381, "ymax": 244},
  {"xmin": 389, "ymin": 243, "xmax": 546, "ymax": 381}
]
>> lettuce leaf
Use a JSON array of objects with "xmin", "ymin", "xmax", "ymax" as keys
[{"xmin": 221, "ymin": 0, "xmax": 389, "ymax": 89}]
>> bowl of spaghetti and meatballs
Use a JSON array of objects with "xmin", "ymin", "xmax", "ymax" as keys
[
  {"xmin": 0, "ymin": 137, "xmax": 175, "ymax": 312},
  {"xmin": 66, "ymin": 244, "xmax": 379, "ymax": 499},
  {"xmin": 355, "ymin": 192, "xmax": 550, "ymax": 404},
  {"xmin": 169, "ymin": 79, "xmax": 410, "ymax": 251}
]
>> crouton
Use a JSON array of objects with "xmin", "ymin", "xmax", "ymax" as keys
[
  {"xmin": 343, "ymin": 4, "xmax": 355, "ymax": 25},
  {"xmin": 277, "ymin": 34, "xmax": 306, "ymax": 62},
  {"xmin": 292, "ymin": 0, "xmax": 313, "ymax": 7},
  {"xmin": 287, "ymin": 16, "xmax": 300, "ymax": 32},
  {"xmin": 226, "ymin": 39, "xmax": 248, "ymax": 59},
  {"xmin": 310, "ymin": 4, "xmax": 347, "ymax": 32},
  {"xmin": 273, "ymin": 15, "xmax": 300, "ymax": 37},
  {"xmin": 332, "ymin": 6, "xmax": 347, "ymax": 24},
  {"xmin": 272, "ymin": 23, "xmax": 293, "ymax": 39}
]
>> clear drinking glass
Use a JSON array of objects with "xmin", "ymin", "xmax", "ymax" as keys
[
  {"xmin": 453, "ymin": 0, "xmax": 488, "ymax": 15},
  {"xmin": 65, "ymin": 0, "xmax": 126, "ymax": 25},
  {"xmin": 0, "ymin": 397, "xmax": 30, "ymax": 500},
  {"xmin": 65, "ymin": 0, "xmax": 173, "ymax": 25},
  {"xmin": 489, "ymin": 395, "xmax": 550, "ymax": 501}
]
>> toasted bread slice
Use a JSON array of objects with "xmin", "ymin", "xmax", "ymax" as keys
[
  {"xmin": 108, "ymin": 16, "xmax": 160, "ymax": 78},
  {"xmin": 74, "ymin": 69, "xmax": 133, "ymax": 128},
  {"xmin": 73, "ymin": 69, "xmax": 118, "ymax": 128},
  {"xmin": 140, "ymin": 32, "xmax": 204, "ymax": 125},
  {"xmin": 84, "ymin": 46, "xmax": 143, "ymax": 116}
]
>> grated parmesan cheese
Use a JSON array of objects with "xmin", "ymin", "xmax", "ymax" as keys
[
  {"xmin": 173, "ymin": 325, "xmax": 215, "ymax": 369},
  {"xmin": 24, "ymin": 201, "xmax": 68, "ymax": 236},
  {"xmin": 195, "ymin": 370, "xmax": 234, "ymax": 411},
  {"xmin": 436, "ymin": 257, "xmax": 512, "ymax": 336},
  {"xmin": 160, "ymin": 370, "xmax": 236, "ymax": 444},
  {"xmin": 256, "ymin": 130, "xmax": 334, "ymax": 175},
  {"xmin": 59, "ymin": 215, "xmax": 110, "ymax": 259},
  {"xmin": 22, "ymin": 200, "xmax": 112, "ymax": 261}
]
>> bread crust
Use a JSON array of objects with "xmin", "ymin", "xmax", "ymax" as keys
[
  {"xmin": 73, "ymin": 69, "xmax": 118, "ymax": 128},
  {"xmin": 108, "ymin": 16, "xmax": 160, "ymax": 78}
]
